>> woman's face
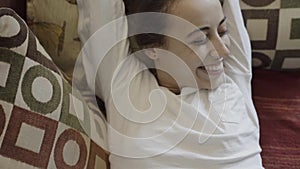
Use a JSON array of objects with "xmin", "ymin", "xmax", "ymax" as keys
[{"xmin": 150, "ymin": 0, "xmax": 230, "ymax": 93}]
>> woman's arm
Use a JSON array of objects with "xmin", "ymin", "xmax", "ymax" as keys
[
  {"xmin": 77, "ymin": 0, "xmax": 162, "ymax": 110},
  {"xmin": 223, "ymin": 0, "xmax": 252, "ymax": 74},
  {"xmin": 222, "ymin": 0, "xmax": 253, "ymax": 96},
  {"xmin": 77, "ymin": 0, "xmax": 130, "ymax": 101}
]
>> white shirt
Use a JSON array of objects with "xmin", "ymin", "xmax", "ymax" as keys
[{"xmin": 105, "ymin": 54, "xmax": 263, "ymax": 169}]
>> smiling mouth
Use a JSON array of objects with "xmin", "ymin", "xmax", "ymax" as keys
[{"xmin": 196, "ymin": 62, "xmax": 224, "ymax": 76}]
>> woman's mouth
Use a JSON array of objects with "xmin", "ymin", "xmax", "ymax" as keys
[{"xmin": 196, "ymin": 62, "xmax": 224, "ymax": 77}]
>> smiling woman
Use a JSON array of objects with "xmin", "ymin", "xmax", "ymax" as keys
[
  {"xmin": 78, "ymin": 0, "xmax": 264, "ymax": 168},
  {"xmin": 125, "ymin": 0, "xmax": 231, "ymax": 92}
]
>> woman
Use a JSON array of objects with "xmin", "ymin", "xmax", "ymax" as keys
[
  {"xmin": 124, "ymin": 0, "xmax": 231, "ymax": 93},
  {"xmin": 78, "ymin": 0, "xmax": 264, "ymax": 168}
]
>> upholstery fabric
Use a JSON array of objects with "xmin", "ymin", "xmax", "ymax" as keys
[
  {"xmin": 240, "ymin": 0, "xmax": 300, "ymax": 71},
  {"xmin": 27, "ymin": 0, "xmax": 81, "ymax": 80},
  {"xmin": 0, "ymin": 8, "xmax": 109, "ymax": 169}
]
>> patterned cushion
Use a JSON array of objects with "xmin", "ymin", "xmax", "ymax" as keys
[
  {"xmin": 240, "ymin": 0, "xmax": 300, "ymax": 71},
  {"xmin": 27, "ymin": 0, "xmax": 81, "ymax": 80},
  {"xmin": 0, "ymin": 8, "xmax": 109, "ymax": 169}
]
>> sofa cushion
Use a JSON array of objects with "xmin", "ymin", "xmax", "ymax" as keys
[
  {"xmin": 240, "ymin": 0, "xmax": 300, "ymax": 71},
  {"xmin": 0, "ymin": 8, "xmax": 109, "ymax": 169},
  {"xmin": 27, "ymin": 0, "xmax": 81, "ymax": 80}
]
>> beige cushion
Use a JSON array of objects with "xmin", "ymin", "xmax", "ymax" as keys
[{"xmin": 27, "ymin": 0, "xmax": 81, "ymax": 80}]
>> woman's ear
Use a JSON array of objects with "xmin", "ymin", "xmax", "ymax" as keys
[{"xmin": 144, "ymin": 48, "xmax": 159, "ymax": 60}]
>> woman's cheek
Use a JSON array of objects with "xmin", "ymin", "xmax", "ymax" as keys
[
  {"xmin": 222, "ymin": 35, "xmax": 231, "ymax": 48},
  {"xmin": 193, "ymin": 44, "xmax": 211, "ymax": 61}
]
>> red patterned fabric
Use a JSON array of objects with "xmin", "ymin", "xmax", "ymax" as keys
[{"xmin": 252, "ymin": 70, "xmax": 300, "ymax": 169}]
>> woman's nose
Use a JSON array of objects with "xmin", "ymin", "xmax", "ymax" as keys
[{"xmin": 211, "ymin": 37, "xmax": 230, "ymax": 59}]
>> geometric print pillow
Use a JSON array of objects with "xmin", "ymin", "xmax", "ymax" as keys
[
  {"xmin": 0, "ymin": 8, "xmax": 109, "ymax": 169},
  {"xmin": 240, "ymin": 0, "xmax": 300, "ymax": 71}
]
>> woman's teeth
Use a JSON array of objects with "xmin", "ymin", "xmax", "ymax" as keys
[
  {"xmin": 197, "ymin": 62, "xmax": 224, "ymax": 75},
  {"xmin": 205, "ymin": 64, "xmax": 223, "ymax": 71}
]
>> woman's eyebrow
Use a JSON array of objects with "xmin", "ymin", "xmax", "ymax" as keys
[
  {"xmin": 187, "ymin": 16, "xmax": 227, "ymax": 38},
  {"xmin": 219, "ymin": 16, "xmax": 227, "ymax": 26}
]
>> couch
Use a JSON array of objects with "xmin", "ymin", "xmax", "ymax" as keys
[{"xmin": 0, "ymin": 0, "xmax": 299, "ymax": 169}]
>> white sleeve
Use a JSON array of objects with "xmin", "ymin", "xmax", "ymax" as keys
[
  {"xmin": 77, "ymin": 0, "xmax": 160, "ymax": 105},
  {"xmin": 222, "ymin": 0, "xmax": 253, "ymax": 96},
  {"xmin": 223, "ymin": 0, "xmax": 252, "ymax": 74},
  {"xmin": 77, "ymin": 0, "xmax": 130, "ymax": 101},
  {"xmin": 77, "ymin": 0, "xmax": 171, "ymax": 143}
]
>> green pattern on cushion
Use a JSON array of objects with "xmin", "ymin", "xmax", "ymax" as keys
[
  {"xmin": 21, "ymin": 65, "xmax": 61, "ymax": 115},
  {"xmin": 281, "ymin": 0, "xmax": 300, "ymax": 8},
  {"xmin": 0, "ymin": 48, "xmax": 25, "ymax": 104},
  {"xmin": 60, "ymin": 79, "xmax": 91, "ymax": 135},
  {"xmin": 290, "ymin": 18, "xmax": 300, "ymax": 39}
]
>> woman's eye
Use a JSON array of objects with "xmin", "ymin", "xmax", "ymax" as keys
[
  {"xmin": 218, "ymin": 30, "xmax": 229, "ymax": 37},
  {"xmin": 191, "ymin": 36, "xmax": 208, "ymax": 45}
]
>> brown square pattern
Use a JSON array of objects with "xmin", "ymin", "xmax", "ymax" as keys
[
  {"xmin": 242, "ymin": 9, "xmax": 279, "ymax": 50},
  {"xmin": 0, "ymin": 106, "xmax": 58, "ymax": 169}
]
